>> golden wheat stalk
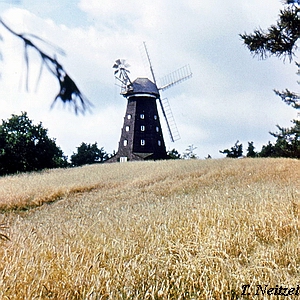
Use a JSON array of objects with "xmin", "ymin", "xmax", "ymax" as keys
[{"xmin": 0, "ymin": 223, "xmax": 10, "ymax": 241}]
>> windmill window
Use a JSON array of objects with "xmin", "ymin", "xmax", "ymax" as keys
[
  {"xmin": 156, "ymin": 127, "xmax": 159, "ymax": 132},
  {"xmin": 140, "ymin": 114, "xmax": 145, "ymax": 119},
  {"xmin": 158, "ymin": 140, "xmax": 161, "ymax": 146},
  {"xmin": 123, "ymin": 140, "xmax": 128, "ymax": 146},
  {"xmin": 125, "ymin": 126, "xmax": 130, "ymax": 132},
  {"xmin": 141, "ymin": 125, "xmax": 145, "ymax": 131},
  {"xmin": 127, "ymin": 114, "xmax": 132, "ymax": 119},
  {"xmin": 154, "ymin": 115, "xmax": 157, "ymax": 120},
  {"xmin": 141, "ymin": 139, "xmax": 145, "ymax": 146}
]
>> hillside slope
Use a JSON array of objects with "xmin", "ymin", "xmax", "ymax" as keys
[{"xmin": 0, "ymin": 158, "xmax": 299, "ymax": 299}]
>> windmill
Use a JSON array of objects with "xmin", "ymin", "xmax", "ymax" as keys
[{"xmin": 108, "ymin": 43, "xmax": 192, "ymax": 162}]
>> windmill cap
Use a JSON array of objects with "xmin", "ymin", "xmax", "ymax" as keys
[{"xmin": 125, "ymin": 77, "xmax": 159, "ymax": 98}]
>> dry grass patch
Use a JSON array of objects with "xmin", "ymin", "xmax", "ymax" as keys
[
  {"xmin": 0, "ymin": 158, "xmax": 299, "ymax": 299},
  {"xmin": 0, "ymin": 164, "xmax": 129, "ymax": 211}
]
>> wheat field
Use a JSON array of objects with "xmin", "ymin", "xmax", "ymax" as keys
[{"xmin": 0, "ymin": 158, "xmax": 299, "ymax": 299}]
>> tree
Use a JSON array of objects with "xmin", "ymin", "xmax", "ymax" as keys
[
  {"xmin": 183, "ymin": 144, "xmax": 198, "ymax": 159},
  {"xmin": 219, "ymin": 140, "xmax": 243, "ymax": 158},
  {"xmin": 0, "ymin": 112, "xmax": 67, "ymax": 175},
  {"xmin": 246, "ymin": 141, "xmax": 257, "ymax": 157},
  {"xmin": 71, "ymin": 142, "xmax": 109, "ymax": 166},
  {"xmin": 262, "ymin": 120, "xmax": 300, "ymax": 158},
  {"xmin": 259, "ymin": 141, "xmax": 276, "ymax": 157},
  {"xmin": 240, "ymin": 0, "xmax": 300, "ymax": 158},
  {"xmin": 240, "ymin": 1, "xmax": 300, "ymax": 61},
  {"xmin": 240, "ymin": 0, "xmax": 300, "ymax": 109},
  {"xmin": 240, "ymin": 0, "xmax": 300, "ymax": 108},
  {"xmin": 274, "ymin": 68, "xmax": 300, "ymax": 110},
  {"xmin": 167, "ymin": 148, "xmax": 181, "ymax": 159}
]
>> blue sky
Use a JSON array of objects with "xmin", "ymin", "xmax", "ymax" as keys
[{"xmin": 0, "ymin": 0, "xmax": 298, "ymax": 158}]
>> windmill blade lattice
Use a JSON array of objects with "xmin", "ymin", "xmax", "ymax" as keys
[
  {"xmin": 159, "ymin": 97, "xmax": 180, "ymax": 142},
  {"xmin": 158, "ymin": 65, "xmax": 192, "ymax": 91},
  {"xmin": 142, "ymin": 42, "xmax": 192, "ymax": 142}
]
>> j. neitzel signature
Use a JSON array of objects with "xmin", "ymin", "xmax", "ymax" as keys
[{"xmin": 242, "ymin": 285, "xmax": 300, "ymax": 297}]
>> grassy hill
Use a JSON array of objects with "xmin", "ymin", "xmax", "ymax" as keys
[{"xmin": 0, "ymin": 158, "xmax": 299, "ymax": 299}]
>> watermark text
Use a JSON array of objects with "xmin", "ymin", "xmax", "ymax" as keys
[{"xmin": 242, "ymin": 285, "xmax": 300, "ymax": 297}]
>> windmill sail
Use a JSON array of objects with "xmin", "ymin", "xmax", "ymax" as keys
[
  {"xmin": 142, "ymin": 42, "xmax": 187, "ymax": 143},
  {"xmin": 159, "ymin": 98, "xmax": 180, "ymax": 142},
  {"xmin": 143, "ymin": 42, "xmax": 157, "ymax": 84},
  {"xmin": 158, "ymin": 65, "xmax": 192, "ymax": 91}
]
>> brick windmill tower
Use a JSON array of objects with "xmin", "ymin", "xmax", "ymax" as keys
[{"xmin": 108, "ymin": 43, "xmax": 192, "ymax": 162}]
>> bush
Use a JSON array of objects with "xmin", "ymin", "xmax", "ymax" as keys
[{"xmin": 0, "ymin": 112, "xmax": 68, "ymax": 175}]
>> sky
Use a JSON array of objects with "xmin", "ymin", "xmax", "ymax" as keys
[{"xmin": 0, "ymin": 0, "xmax": 298, "ymax": 159}]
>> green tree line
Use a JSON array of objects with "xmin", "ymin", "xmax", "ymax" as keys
[
  {"xmin": 220, "ymin": 137, "xmax": 300, "ymax": 159},
  {"xmin": 0, "ymin": 112, "xmax": 110, "ymax": 176}
]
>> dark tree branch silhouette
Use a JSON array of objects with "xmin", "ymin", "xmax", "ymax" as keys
[
  {"xmin": 240, "ymin": 2, "xmax": 300, "ymax": 61},
  {"xmin": 0, "ymin": 18, "xmax": 93, "ymax": 114},
  {"xmin": 240, "ymin": 1, "xmax": 300, "ymax": 111}
]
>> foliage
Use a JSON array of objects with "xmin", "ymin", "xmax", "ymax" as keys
[
  {"xmin": 240, "ymin": 0, "xmax": 300, "ymax": 110},
  {"xmin": 240, "ymin": 0, "xmax": 300, "ymax": 158},
  {"xmin": 274, "ymin": 62, "xmax": 300, "ymax": 110},
  {"xmin": 240, "ymin": 1, "xmax": 300, "ymax": 61},
  {"xmin": 219, "ymin": 140, "xmax": 243, "ymax": 158},
  {"xmin": 167, "ymin": 148, "xmax": 181, "ymax": 159},
  {"xmin": 71, "ymin": 142, "xmax": 108, "ymax": 166},
  {"xmin": 182, "ymin": 144, "xmax": 198, "ymax": 159},
  {"xmin": 0, "ymin": 112, "xmax": 67, "ymax": 175},
  {"xmin": 0, "ymin": 19, "xmax": 92, "ymax": 114},
  {"xmin": 260, "ymin": 119, "xmax": 300, "ymax": 158},
  {"xmin": 246, "ymin": 141, "xmax": 257, "ymax": 157},
  {"xmin": 259, "ymin": 141, "xmax": 276, "ymax": 158},
  {"xmin": 219, "ymin": 126, "xmax": 300, "ymax": 158}
]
